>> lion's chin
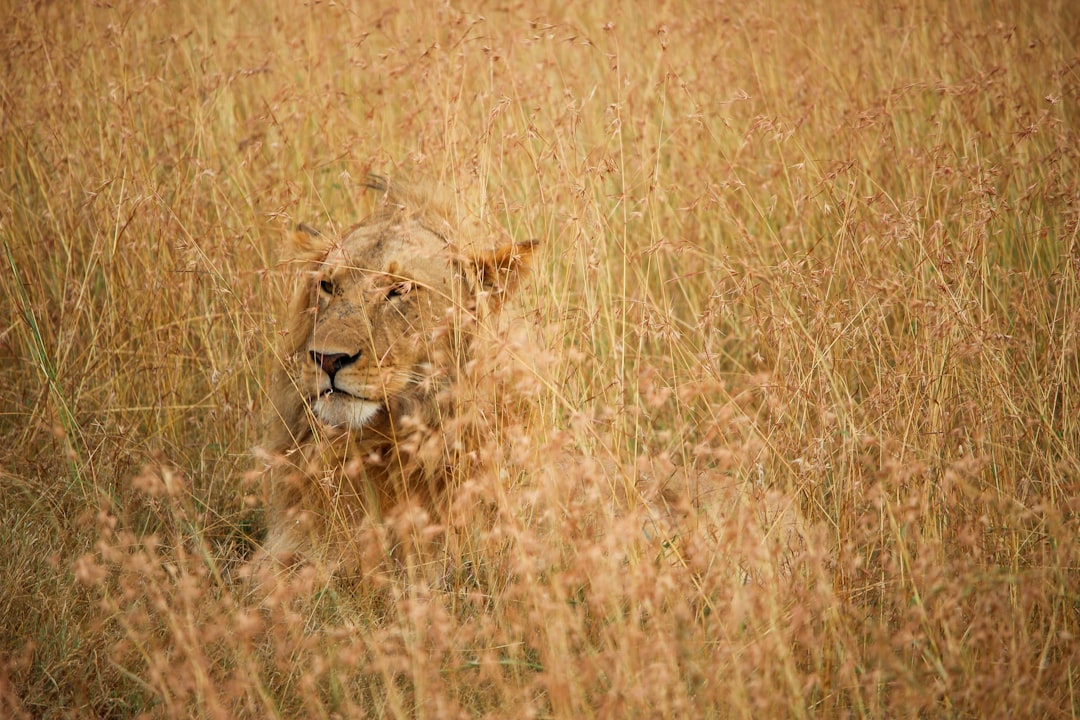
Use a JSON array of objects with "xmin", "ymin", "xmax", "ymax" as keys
[{"xmin": 311, "ymin": 395, "xmax": 382, "ymax": 430}]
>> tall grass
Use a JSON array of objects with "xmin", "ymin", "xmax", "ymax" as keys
[{"xmin": 1, "ymin": 0, "xmax": 1077, "ymax": 717}]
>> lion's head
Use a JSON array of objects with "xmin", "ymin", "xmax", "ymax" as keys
[
  {"xmin": 272, "ymin": 179, "xmax": 535, "ymax": 446},
  {"xmin": 258, "ymin": 178, "xmax": 536, "ymax": 570}
]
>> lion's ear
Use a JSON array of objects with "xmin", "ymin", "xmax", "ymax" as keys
[
  {"xmin": 467, "ymin": 239, "xmax": 538, "ymax": 306},
  {"xmin": 287, "ymin": 223, "xmax": 331, "ymax": 262}
]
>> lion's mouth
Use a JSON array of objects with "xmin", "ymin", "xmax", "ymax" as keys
[
  {"xmin": 310, "ymin": 389, "xmax": 383, "ymax": 429},
  {"xmin": 317, "ymin": 386, "xmax": 379, "ymax": 404}
]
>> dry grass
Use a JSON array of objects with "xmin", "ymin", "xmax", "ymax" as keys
[{"xmin": 2, "ymin": 0, "xmax": 1078, "ymax": 717}]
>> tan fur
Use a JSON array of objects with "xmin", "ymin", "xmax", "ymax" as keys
[{"xmin": 259, "ymin": 177, "xmax": 535, "ymax": 573}]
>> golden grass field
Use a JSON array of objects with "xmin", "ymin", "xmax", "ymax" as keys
[{"xmin": 2, "ymin": 0, "xmax": 1078, "ymax": 717}]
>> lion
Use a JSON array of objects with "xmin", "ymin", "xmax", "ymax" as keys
[{"xmin": 257, "ymin": 177, "xmax": 536, "ymax": 575}]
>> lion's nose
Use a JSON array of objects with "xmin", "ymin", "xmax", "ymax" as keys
[{"xmin": 310, "ymin": 350, "xmax": 360, "ymax": 379}]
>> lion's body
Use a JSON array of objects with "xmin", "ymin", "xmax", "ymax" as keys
[{"xmin": 260, "ymin": 180, "xmax": 534, "ymax": 572}]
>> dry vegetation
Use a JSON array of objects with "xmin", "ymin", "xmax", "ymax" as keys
[{"xmin": 2, "ymin": 0, "xmax": 1079, "ymax": 717}]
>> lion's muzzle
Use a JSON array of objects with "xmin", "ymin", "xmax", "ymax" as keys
[{"xmin": 310, "ymin": 350, "xmax": 361, "ymax": 383}]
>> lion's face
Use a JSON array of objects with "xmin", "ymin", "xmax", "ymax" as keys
[
  {"xmin": 281, "ymin": 204, "xmax": 534, "ymax": 435},
  {"xmin": 291, "ymin": 218, "xmax": 464, "ymax": 431}
]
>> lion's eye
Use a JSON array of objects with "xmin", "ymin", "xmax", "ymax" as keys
[
  {"xmin": 319, "ymin": 279, "xmax": 335, "ymax": 295},
  {"xmin": 386, "ymin": 281, "xmax": 413, "ymax": 300}
]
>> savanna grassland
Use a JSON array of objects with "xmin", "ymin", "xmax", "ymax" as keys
[{"xmin": 2, "ymin": 1, "xmax": 1078, "ymax": 717}]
